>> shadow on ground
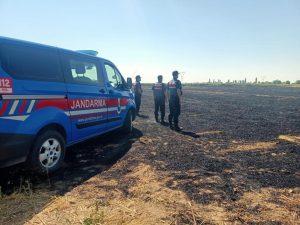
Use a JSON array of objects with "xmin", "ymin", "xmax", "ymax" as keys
[{"xmin": 0, "ymin": 128, "xmax": 142, "ymax": 225}]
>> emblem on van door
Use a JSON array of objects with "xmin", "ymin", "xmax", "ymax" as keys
[{"xmin": 117, "ymin": 98, "xmax": 122, "ymax": 114}]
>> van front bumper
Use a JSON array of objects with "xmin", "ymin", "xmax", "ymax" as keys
[{"xmin": 0, "ymin": 134, "xmax": 34, "ymax": 168}]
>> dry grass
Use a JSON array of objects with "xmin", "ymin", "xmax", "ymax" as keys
[
  {"xmin": 22, "ymin": 162, "xmax": 300, "ymax": 224},
  {"xmin": 0, "ymin": 181, "xmax": 54, "ymax": 225},
  {"xmin": 279, "ymin": 135, "xmax": 300, "ymax": 145}
]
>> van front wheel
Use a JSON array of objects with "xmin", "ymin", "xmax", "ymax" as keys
[
  {"xmin": 122, "ymin": 110, "xmax": 133, "ymax": 134},
  {"xmin": 28, "ymin": 130, "xmax": 65, "ymax": 174}
]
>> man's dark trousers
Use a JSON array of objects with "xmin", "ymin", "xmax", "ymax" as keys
[
  {"xmin": 154, "ymin": 97, "xmax": 165, "ymax": 121},
  {"xmin": 135, "ymin": 94, "xmax": 141, "ymax": 114},
  {"xmin": 168, "ymin": 97, "xmax": 180, "ymax": 127}
]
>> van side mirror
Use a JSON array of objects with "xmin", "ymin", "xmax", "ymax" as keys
[{"xmin": 126, "ymin": 77, "xmax": 132, "ymax": 89}]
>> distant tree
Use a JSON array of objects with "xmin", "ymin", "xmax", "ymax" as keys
[
  {"xmin": 295, "ymin": 80, "xmax": 300, "ymax": 84},
  {"xmin": 285, "ymin": 80, "xmax": 290, "ymax": 84},
  {"xmin": 254, "ymin": 77, "xmax": 258, "ymax": 84},
  {"xmin": 273, "ymin": 80, "xmax": 282, "ymax": 84}
]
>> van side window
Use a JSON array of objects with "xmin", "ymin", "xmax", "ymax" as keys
[
  {"xmin": 63, "ymin": 55, "xmax": 103, "ymax": 86},
  {"xmin": 0, "ymin": 44, "xmax": 63, "ymax": 82},
  {"xmin": 105, "ymin": 64, "xmax": 123, "ymax": 89},
  {"xmin": 70, "ymin": 60, "xmax": 98, "ymax": 84}
]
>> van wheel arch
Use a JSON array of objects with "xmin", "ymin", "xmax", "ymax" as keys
[{"xmin": 34, "ymin": 124, "xmax": 67, "ymax": 143}]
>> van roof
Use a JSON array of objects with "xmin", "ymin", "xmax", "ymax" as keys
[{"xmin": 0, "ymin": 36, "xmax": 111, "ymax": 63}]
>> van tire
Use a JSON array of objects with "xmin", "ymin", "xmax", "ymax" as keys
[
  {"xmin": 27, "ymin": 130, "xmax": 65, "ymax": 174},
  {"xmin": 122, "ymin": 110, "xmax": 133, "ymax": 134}
]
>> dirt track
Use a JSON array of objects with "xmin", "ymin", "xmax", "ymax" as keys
[{"xmin": 1, "ymin": 85, "xmax": 300, "ymax": 225}]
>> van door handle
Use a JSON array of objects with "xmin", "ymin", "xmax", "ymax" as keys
[
  {"xmin": 99, "ymin": 89, "xmax": 106, "ymax": 94},
  {"xmin": 109, "ymin": 90, "xmax": 114, "ymax": 94}
]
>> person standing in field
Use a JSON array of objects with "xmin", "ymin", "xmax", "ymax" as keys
[
  {"xmin": 167, "ymin": 71, "xmax": 182, "ymax": 131},
  {"xmin": 133, "ymin": 75, "xmax": 143, "ymax": 116},
  {"xmin": 152, "ymin": 75, "xmax": 167, "ymax": 124}
]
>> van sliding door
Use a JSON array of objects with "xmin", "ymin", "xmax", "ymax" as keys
[{"xmin": 61, "ymin": 51, "xmax": 108, "ymax": 142}]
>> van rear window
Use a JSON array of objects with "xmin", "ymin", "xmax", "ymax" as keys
[{"xmin": 0, "ymin": 44, "xmax": 63, "ymax": 82}]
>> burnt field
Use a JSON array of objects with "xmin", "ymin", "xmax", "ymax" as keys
[{"xmin": 1, "ymin": 85, "xmax": 300, "ymax": 225}]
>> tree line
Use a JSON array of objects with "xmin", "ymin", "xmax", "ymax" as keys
[{"xmin": 206, "ymin": 78, "xmax": 300, "ymax": 85}]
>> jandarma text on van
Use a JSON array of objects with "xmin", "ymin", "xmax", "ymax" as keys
[{"xmin": 70, "ymin": 99, "xmax": 107, "ymax": 109}]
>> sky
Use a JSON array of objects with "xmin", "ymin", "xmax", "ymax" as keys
[{"xmin": 0, "ymin": 0, "xmax": 300, "ymax": 83}]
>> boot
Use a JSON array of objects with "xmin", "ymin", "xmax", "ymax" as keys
[
  {"xmin": 155, "ymin": 115, "xmax": 159, "ymax": 123},
  {"xmin": 161, "ymin": 117, "xmax": 167, "ymax": 125},
  {"xmin": 174, "ymin": 126, "xmax": 182, "ymax": 132},
  {"xmin": 174, "ymin": 123, "xmax": 182, "ymax": 132}
]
